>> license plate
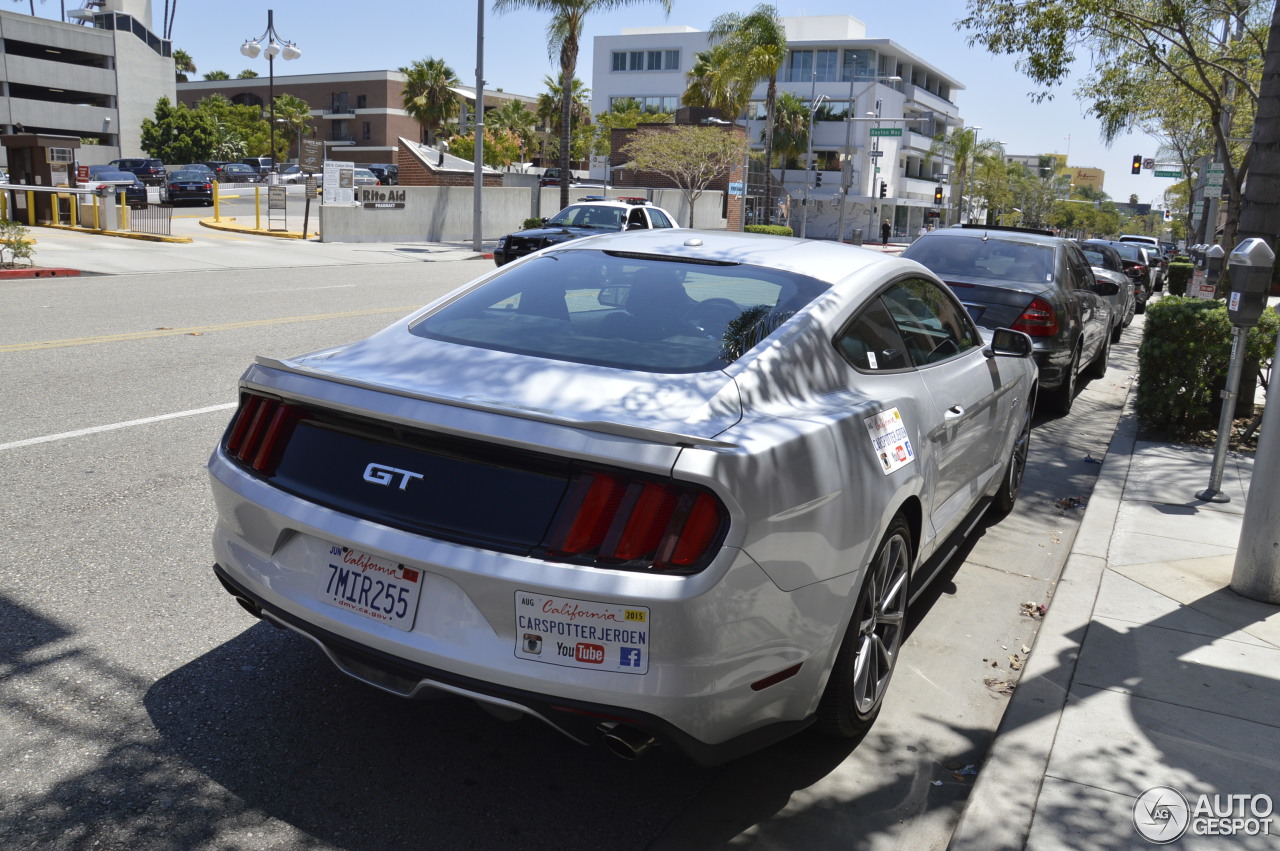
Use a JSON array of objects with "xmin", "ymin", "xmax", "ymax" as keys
[
  {"xmin": 514, "ymin": 592, "xmax": 650, "ymax": 674},
  {"xmin": 319, "ymin": 545, "xmax": 422, "ymax": 632}
]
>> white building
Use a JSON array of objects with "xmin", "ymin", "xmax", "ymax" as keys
[
  {"xmin": 0, "ymin": 1, "xmax": 175, "ymax": 166},
  {"xmin": 592, "ymin": 15, "xmax": 968, "ymax": 239}
]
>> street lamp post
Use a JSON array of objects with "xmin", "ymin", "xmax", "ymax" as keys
[
  {"xmin": 241, "ymin": 9, "xmax": 301, "ymax": 180},
  {"xmin": 836, "ymin": 74, "xmax": 900, "ymax": 244}
]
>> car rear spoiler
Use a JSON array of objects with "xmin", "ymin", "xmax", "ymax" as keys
[{"xmin": 253, "ymin": 355, "xmax": 740, "ymax": 450}]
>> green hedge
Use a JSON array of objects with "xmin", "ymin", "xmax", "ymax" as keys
[
  {"xmin": 1166, "ymin": 262, "xmax": 1194, "ymax": 296},
  {"xmin": 522, "ymin": 217, "xmax": 545, "ymax": 230},
  {"xmin": 1136, "ymin": 296, "xmax": 1278, "ymax": 435},
  {"xmin": 745, "ymin": 224, "xmax": 794, "ymax": 237}
]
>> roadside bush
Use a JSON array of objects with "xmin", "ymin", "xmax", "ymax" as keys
[
  {"xmin": 745, "ymin": 224, "xmax": 793, "ymax": 237},
  {"xmin": 521, "ymin": 217, "xmax": 545, "ymax": 230},
  {"xmin": 1166, "ymin": 261, "xmax": 1194, "ymax": 296},
  {"xmin": 1137, "ymin": 296, "xmax": 1278, "ymax": 435},
  {"xmin": 0, "ymin": 219, "xmax": 34, "ymax": 266}
]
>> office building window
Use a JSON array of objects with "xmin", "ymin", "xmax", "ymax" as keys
[
  {"xmin": 647, "ymin": 50, "xmax": 663, "ymax": 70},
  {"xmin": 786, "ymin": 50, "xmax": 812, "ymax": 83},
  {"xmin": 614, "ymin": 48, "xmax": 680, "ymax": 72},
  {"xmin": 357, "ymin": 94, "xmax": 367, "ymax": 109},
  {"xmin": 815, "ymin": 49, "xmax": 838, "ymax": 82},
  {"xmin": 612, "ymin": 51, "xmax": 627, "ymax": 71},
  {"xmin": 629, "ymin": 51, "xmax": 644, "ymax": 70},
  {"xmin": 362, "ymin": 121, "xmax": 371, "ymax": 141},
  {"xmin": 842, "ymin": 49, "xmax": 875, "ymax": 82},
  {"xmin": 664, "ymin": 49, "xmax": 679, "ymax": 70}
]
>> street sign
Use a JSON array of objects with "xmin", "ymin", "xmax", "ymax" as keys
[
  {"xmin": 1143, "ymin": 157, "xmax": 1155, "ymax": 170},
  {"xmin": 869, "ymin": 128, "xmax": 902, "ymax": 137},
  {"xmin": 867, "ymin": 150, "xmax": 884, "ymax": 158},
  {"xmin": 1206, "ymin": 162, "xmax": 1225, "ymax": 187},
  {"xmin": 728, "ymin": 181, "xmax": 743, "ymax": 196},
  {"xmin": 301, "ymin": 139, "xmax": 324, "ymax": 173},
  {"xmin": 1154, "ymin": 170, "xmax": 1183, "ymax": 178},
  {"xmin": 1204, "ymin": 184, "xmax": 1222, "ymax": 199}
]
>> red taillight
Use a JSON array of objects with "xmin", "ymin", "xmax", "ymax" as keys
[
  {"xmin": 1134, "ymin": 264, "xmax": 1147, "ymax": 275},
  {"xmin": 168, "ymin": 183, "xmax": 179, "ymax": 191},
  {"xmin": 1011, "ymin": 296, "xmax": 1059, "ymax": 336},
  {"xmin": 545, "ymin": 470, "xmax": 726, "ymax": 571},
  {"xmin": 223, "ymin": 392, "xmax": 306, "ymax": 475}
]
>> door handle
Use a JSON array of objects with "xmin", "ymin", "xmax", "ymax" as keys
[{"xmin": 946, "ymin": 405, "xmax": 964, "ymax": 418}]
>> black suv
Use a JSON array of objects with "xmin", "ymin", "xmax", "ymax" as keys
[
  {"xmin": 367, "ymin": 163, "xmax": 398, "ymax": 185},
  {"xmin": 109, "ymin": 158, "xmax": 167, "ymax": 186},
  {"xmin": 901, "ymin": 225, "xmax": 1117, "ymax": 415}
]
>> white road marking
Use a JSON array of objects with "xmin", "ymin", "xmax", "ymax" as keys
[{"xmin": 0, "ymin": 403, "xmax": 237, "ymax": 452}]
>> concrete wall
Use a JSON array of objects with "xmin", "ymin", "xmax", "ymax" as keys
[
  {"xmin": 319, "ymin": 185, "xmax": 728, "ymax": 243},
  {"xmin": 112, "ymin": 27, "xmax": 174, "ymax": 157}
]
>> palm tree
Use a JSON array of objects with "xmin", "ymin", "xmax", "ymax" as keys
[
  {"xmin": 494, "ymin": 0, "xmax": 673, "ymax": 210},
  {"xmin": 770, "ymin": 91, "xmax": 808, "ymax": 196},
  {"xmin": 930, "ymin": 126, "xmax": 1001, "ymax": 224},
  {"xmin": 400, "ymin": 57, "xmax": 462, "ymax": 145},
  {"xmin": 488, "ymin": 99, "xmax": 539, "ymax": 163},
  {"xmin": 708, "ymin": 5, "xmax": 788, "ymax": 218},
  {"xmin": 682, "ymin": 43, "xmax": 755, "ymax": 119},
  {"xmin": 273, "ymin": 93, "xmax": 312, "ymax": 163},
  {"xmin": 172, "ymin": 48, "xmax": 196, "ymax": 83}
]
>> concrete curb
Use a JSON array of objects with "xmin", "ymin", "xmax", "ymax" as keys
[
  {"xmin": 0, "ymin": 266, "xmax": 80, "ymax": 279},
  {"xmin": 949, "ymin": 391, "xmax": 1140, "ymax": 850},
  {"xmin": 37, "ymin": 223, "xmax": 192, "ymax": 244},
  {"xmin": 199, "ymin": 217, "xmax": 316, "ymax": 240}
]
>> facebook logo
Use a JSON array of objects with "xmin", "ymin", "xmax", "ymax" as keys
[{"xmin": 619, "ymin": 647, "xmax": 642, "ymax": 668}]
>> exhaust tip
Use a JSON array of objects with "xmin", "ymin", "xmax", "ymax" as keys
[
  {"xmin": 598, "ymin": 722, "xmax": 657, "ymax": 760},
  {"xmin": 232, "ymin": 595, "xmax": 262, "ymax": 619}
]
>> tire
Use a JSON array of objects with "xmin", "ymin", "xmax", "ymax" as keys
[
  {"xmin": 1045, "ymin": 346, "xmax": 1080, "ymax": 415},
  {"xmin": 1086, "ymin": 330, "xmax": 1110, "ymax": 378},
  {"xmin": 993, "ymin": 394, "xmax": 1033, "ymax": 517},
  {"xmin": 817, "ymin": 515, "xmax": 912, "ymax": 740},
  {"xmin": 1111, "ymin": 317, "xmax": 1124, "ymax": 343},
  {"xmin": 1134, "ymin": 293, "xmax": 1147, "ymax": 314}
]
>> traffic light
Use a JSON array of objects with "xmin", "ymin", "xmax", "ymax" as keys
[
  {"xmin": 934, "ymin": 186, "xmax": 943, "ymax": 204},
  {"xmin": 879, "ymin": 181, "xmax": 887, "ymax": 198},
  {"xmin": 815, "ymin": 171, "xmax": 823, "ymax": 187},
  {"xmin": 1131, "ymin": 154, "xmax": 1142, "ymax": 175}
]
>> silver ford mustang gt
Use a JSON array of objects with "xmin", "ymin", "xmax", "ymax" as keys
[{"xmin": 209, "ymin": 229, "xmax": 1037, "ymax": 764}]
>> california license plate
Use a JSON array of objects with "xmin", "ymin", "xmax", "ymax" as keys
[{"xmin": 319, "ymin": 545, "xmax": 422, "ymax": 632}]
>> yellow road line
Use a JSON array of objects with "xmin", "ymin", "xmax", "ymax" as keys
[{"xmin": 1, "ymin": 306, "xmax": 421, "ymax": 353}]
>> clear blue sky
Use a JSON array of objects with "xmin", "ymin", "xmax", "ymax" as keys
[{"xmin": 50, "ymin": 0, "xmax": 1176, "ymax": 205}]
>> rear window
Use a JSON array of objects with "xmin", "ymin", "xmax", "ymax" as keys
[
  {"xmin": 904, "ymin": 234, "xmax": 1055, "ymax": 283},
  {"xmin": 410, "ymin": 249, "xmax": 829, "ymax": 373}
]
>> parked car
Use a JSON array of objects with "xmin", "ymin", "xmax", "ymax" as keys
[
  {"xmin": 1084, "ymin": 239, "xmax": 1160, "ymax": 304},
  {"xmin": 1077, "ymin": 241, "xmax": 1137, "ymax": 341},
  {"xmin": 278, "ymin": 164, "xmax": 307, "ymax": 185},
  {"xmin": 494, "ymin": 198, "xmax": 679, "ymax": 266},
  {"xmin": 93, "ymin": 170, "xmax": 148, "ymax": 207},
  {"xmin": 902, "ymin": 224, "xmax": 1115, "ymax": 415},
  {"xmin": 181, "ymin": 163, "xmax": 216, "ymax": 177},
  {"xmin": 352, "ymin": 167, "xmax": 379, "ymax": 188},
  {"xmin": 216, "ymin": 163, "xmax": 260, "ymax": 184},
  {"xmin": 367, "ymin": 163, "xmax": 398, "ymax": 185},
  {"xmin": 207, "ymin": 229, "xmax": 1038, "ymax": 764},
  {"xmin": 108, "ymin": 157, "xmax": 167, "ymax": 186},
  {"xmin": 165, "ymin": 169, "xmax": 214, "ymax": 206},
  {"xmin": 539, "ymin": 167, "xmax": 574, "ymax": 187},
  {"xmin": 1118, "ymin": 234, "xmax": 1167, "ymax": 289},
  {"xmin": 239, "ymin": 156, "xmax": 275, "ymax": 177}
]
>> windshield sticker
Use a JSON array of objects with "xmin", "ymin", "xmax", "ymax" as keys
[
  {"xmin": 515, "ymin": 592, "xmax": 649, "ymax": 674},
  {"xmin": 865, "ymin": 407, "xmax": 915, "ymax": 474}
]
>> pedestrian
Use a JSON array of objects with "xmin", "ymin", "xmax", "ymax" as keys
[
  {"xmin": 916, "ymin": 224, "xmax": 927, "ymax": 241},
  {"xmin": 881, "ymin": 219, "xmax": 891, "ymax": 247}
]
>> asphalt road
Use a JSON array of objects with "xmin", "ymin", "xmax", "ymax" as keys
[{"xmin": 0, "ymin": 249, "xmax": 1139, "ymax": 850}]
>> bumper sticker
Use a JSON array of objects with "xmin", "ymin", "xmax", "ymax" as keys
[{"xmin": 515, "ymin": 592, "xmax": 649, "ymax": 674}]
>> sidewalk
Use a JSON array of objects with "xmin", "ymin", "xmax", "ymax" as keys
[{"xmin": 951, "ymin": 390, "xmax": 1280, "ymax": 848}]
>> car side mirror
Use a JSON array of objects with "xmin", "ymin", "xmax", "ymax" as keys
[{"xmin": 985, "ymin": 328, "xmax": 1033, "ymax": 358}]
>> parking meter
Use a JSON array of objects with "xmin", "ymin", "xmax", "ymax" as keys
[
  {"xmin": 1205, "ymin": 244, "xmax": 1226, "ymax": 288},
  {"xmin": 1227, "ymin": 238, "xmax": 1276, "ymax": 328}
]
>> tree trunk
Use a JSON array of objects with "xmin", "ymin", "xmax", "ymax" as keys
[
  {"xmin": 559, "ymin": 69, "xmax": 572, "ymax": 211},
  {"xmin": 761, "ymin": 75, "xmax": 777, "ymax": 223},
  {"xmin": 1236, "ymin": 0, "xmax": 1280, "ymax": 269}
]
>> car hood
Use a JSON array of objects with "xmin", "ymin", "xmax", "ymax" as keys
[
  {"xmin": 508, "ymin": 224, "xmax": 615, "ymax": 240},
  {"xmin": 259, "ymin": 329, "xmax": 744, "ymax": 444}
]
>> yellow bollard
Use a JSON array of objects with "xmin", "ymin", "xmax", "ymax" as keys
[
  {"xmin": 69, "ymin": 194, "xmax": 79, "ymax": 228},
  {"xmin": 255, "ymin": 185, "xmax": 261, "ymax": 230},
  {"xmin": 213, "ymin": 180, "xmax": 221, "ymax": 222},
  {"xmin": 119, "ymin": 192, "xmax": 127, "ymax": 231},
  {"xmin": 1, "ymin": 190, "xmax": 7, "ymax": 219},
  {"xmin": 26, "ymin": 190, "xmax": 36, "ymax": 226}
]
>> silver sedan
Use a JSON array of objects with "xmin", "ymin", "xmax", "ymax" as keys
[{"xmin": 208, "ymin": 229, "xmax": 1037, "ymax": 764}]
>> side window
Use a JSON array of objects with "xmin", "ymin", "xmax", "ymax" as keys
[
  {"xmin": 834, "ymin": 297, "xmax": 912, "ymax": 372},
  {"xmin": 648, "ymin": 208, "xmax": 673, "ymax": 228},
  {"xmin": 628, "ymin": 208, "xmax": 649, "ymax": 229},
  {"xmin": 880, "ymin": 278, "xmax": 981, "ymax": 366},
  {"xmin": 1063, "ymin": 245, "xmax": 1091, "ymax": 289}
]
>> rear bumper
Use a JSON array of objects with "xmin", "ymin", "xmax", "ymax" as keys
[
  {"xmin": 213, "ymin": 561, "xmax": 812, "ymax": 765},
  {"xmin": 1031, "ymin": 343, "xmax": 1074, "ymax": 390}
]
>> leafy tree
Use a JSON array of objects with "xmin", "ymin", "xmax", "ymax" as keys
[
  {"xmin": 236, "ymin": 69, "xmax": 259, "ymax": 79},
  {"xmin": 203, "ymin": 70, "xmax": 230, "ymax": 81},
  {"xmin": 622, "ymin": 126, "xmax": 745, "ymax": 226},
  {"xmin": 172, "ymin": 48, "xmax": 196, "ymax": 82},
  {"xmin": 448, "ymin": 127, "xmax": 524, "ymax": 168},
  {"xmin": 959, "ymin": 0, "xmax": 1270, "ymax": 249},
  {"xmin": 193, "ymin": 94, "xmax": 264, "ymax": 158},
  {"xmin": 400, "ymin": 57, "xmax": 461, "ymax": 144},
  {"xmin": 487, "ymin": 99, "xmax": 540, "ymax": 163},
  {"xmin": 930, "ymin": 126, "xmax": 1001, "ymax": 223},
  {"xmin": 591, "ymin": 105, "xmax": 673, "ymax": 156},
  {"xmin": 272, "ymin": 93, "xmax": 312, "ymax": 162},
  {"xmin": 140, "ymin": 97, "xmax": 218, "ymax": 163},
  {"xmin": 708, "ymin": 5, "xmax": 788, "ymax": 217},
  {"xmin": 494, "ymin": 0, "xmax": 674, "ymax": 211}
]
